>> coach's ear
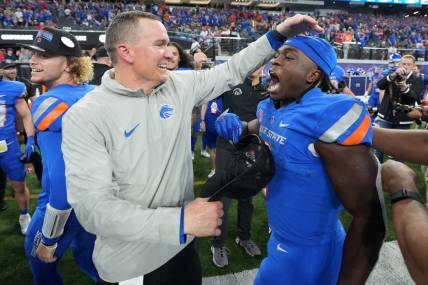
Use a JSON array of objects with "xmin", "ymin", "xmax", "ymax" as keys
[{"xmin": 116, "ymin": 43, "xmax": 134, "ymax": 64}]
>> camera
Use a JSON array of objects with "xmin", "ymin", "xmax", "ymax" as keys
[{"xmin": 394, "ymin": 74, "xmax": 406, "ymax": 82}]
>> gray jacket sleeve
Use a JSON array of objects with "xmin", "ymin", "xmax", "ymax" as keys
[{"xmin": 62, "ymin": 108, "xmax": 182, "ymax": 244}]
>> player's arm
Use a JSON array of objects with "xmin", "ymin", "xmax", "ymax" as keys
[
  {"xmin": 16, "ymin": 95, "xmax": 36, "ymax": 162},
  {"xmin": 31, "ymin": 98, "xmax": 72, "ymax": 261},
  {"xmin": 315, "ymin": 142, "xmax": 384, "ymax": 285},
  {"xmin": 315, "ymin": 99, "xmax": 384, "ymax": 284},
  {"xmin": 381, "ymin": 160, "xmax": 428, "ymax": 284},
  {"xmin": 36, "ymin": 132, "xmax": 71, "ymax": 263},
  {"xmin": 200, "ymin": 103, "xmax": 207, "ymax": 132},
  {"xmin": 15, "ymin": 96, "xmax": 35, "ymax": 137},
  {"xmin": 373, "ymin": 127, "xmax": 428, "ymax": 164},
  {"xmin": 242, "ymin": 118, "xmax": 260, "ymax": 136}
]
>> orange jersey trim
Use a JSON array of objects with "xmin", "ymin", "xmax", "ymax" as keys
[
  {"xmin": 342, "ymin": 114, "xmax": 371, "ymax": 146},
  {"xmin": 36, "ymin": 102, "xmax": 69, "ymax": 131}
]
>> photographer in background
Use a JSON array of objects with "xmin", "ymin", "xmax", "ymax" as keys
[{"xmin": 375, "ymin": 54, "xmax": 424, "ymax": 162}]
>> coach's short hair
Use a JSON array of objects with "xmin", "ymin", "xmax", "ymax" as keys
[{"xmin": 105, "ymin": 11, "xmax": 159, "ymax": 64}]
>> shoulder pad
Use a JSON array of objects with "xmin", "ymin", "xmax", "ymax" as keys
[
  {"xmin": 318, "ymin": 99, "xmax": 372, "ymax": 146},
  {"xmin": 32, "ymin": 96, "xmax": 69, "ymax": 132}
]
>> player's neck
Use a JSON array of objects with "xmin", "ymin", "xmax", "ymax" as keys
[{"xmin": 47, "ymin": 76, "xmax": 77, "ymax": 89}]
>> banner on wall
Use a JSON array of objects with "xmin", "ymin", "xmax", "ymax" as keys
[{"xmin": 0, "ymin": 29, "xmax": 192, "ymax": 50}]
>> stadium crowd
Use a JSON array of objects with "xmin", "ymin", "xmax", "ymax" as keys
[{"xmin": 1, "ymin": 1, "xmax": 428, "ymax": 49}]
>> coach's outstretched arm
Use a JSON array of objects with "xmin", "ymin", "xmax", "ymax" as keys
[
  {"xmin": 315, "ymin": 142, "xmax": 385, "ymax": 285},
  {"xmin": 373, "ymin": 127, "xmax": 428, "ymax": 164},
  {"xmin": 382, "ymin": 160, "xmax": 428, "ymax": 284}
]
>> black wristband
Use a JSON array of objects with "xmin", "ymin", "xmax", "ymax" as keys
[
  {"xmin": 272, "ymin": 28, "xmax": 287, "ymax": 42},
  {"xmin": 390, "ymin": 188, "xmax": 424, "ymax": 205}
]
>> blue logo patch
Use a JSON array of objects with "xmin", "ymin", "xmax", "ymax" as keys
[
  {"xmin": 36, "ymin": 30, "xmax": 53, "ymax": 42},
  {"xmin": 160, "ymin": 104, "xmax": 174, "ymax": 120},
  {"xmin": 124, "ymin": 123, "xmax": 140, "ymax": 138}
]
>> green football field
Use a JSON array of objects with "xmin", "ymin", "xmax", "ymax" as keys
[{"xmin": 0, "ymin": 141, "xmax": 426, "ymax": 284}]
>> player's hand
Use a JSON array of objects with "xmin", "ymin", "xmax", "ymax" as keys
[
  {"xmin": 215, "ymin": 113, "xmax": 243, "ymax": 144},
  {"xmin": 381, "ymin": 160, "xmax": 418, "ymax": 194},
  {"xmin": 184, "ymin": 198, "xmax": 223, "ymax": 237},
  {"xmin": 276, "ymin": 14, "xmax": 324, "ymax": 38},
  {"xmin": 36, "ymin": 242, "xmax": 58, "ymax": 263},
  {"xmin": 407, "ymin": 108, "xmax": 423, "ymax": 120},
  {"xmin": 23, "ymin": 136, "xmax": 36, "ymax": 162}
]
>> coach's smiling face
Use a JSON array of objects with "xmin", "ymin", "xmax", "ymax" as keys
[{"xmin": 268, "ymin": 45, "xmax": 321, "ymax": 106}]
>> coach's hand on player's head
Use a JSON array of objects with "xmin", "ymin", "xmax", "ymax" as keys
[
  {"xmin": 215, "ymin": 113, "xmax": 243, "ymax": 144},
  {"xmin": 275, "ymin": 14, "xmax": 324, "ymax": 39},
  {"xmin": 183, "ymin": 198, "xmax": 223, "ymax": 237}
]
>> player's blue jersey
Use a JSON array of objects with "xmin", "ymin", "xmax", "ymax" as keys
[
  {"xmin": 0, "ymin": 80, "xmax": 26, "ymax": 140},
  {"xmin": 257, "ymin": 88, "xmax": 371, "ymax": 245},
  {"xmin": 31, "ymin": 84, "xmax": 95, "ymax": 210}
]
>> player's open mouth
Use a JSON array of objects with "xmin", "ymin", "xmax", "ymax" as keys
[{"xmin": 267, "ymin": 71, "xmax": 280, "ymax": 93}]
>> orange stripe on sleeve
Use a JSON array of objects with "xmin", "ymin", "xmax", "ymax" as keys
[
  {"xmin": 36, "ymin": 102, "xmax": 69, "ymax": 131},
  {"xmin": 342, "ymin": 114, "xmax": 371, "ymax": 146}
]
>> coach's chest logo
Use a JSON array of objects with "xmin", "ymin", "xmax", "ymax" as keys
[{"xmin": 160, "ymin": 104, "xmax": 174, "ymax": 120}]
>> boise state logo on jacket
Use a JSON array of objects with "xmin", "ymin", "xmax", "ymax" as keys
[
  {"xmin": 257, "ymin": 88, "xmax": 372, "ymax": 244},
  {"xmin": 0, "ymin": 80, "xmax": 26, "ymax": 140},
  {"xmin": 160, "ymin": 104, "xmax": 174, "ymax": 119}
]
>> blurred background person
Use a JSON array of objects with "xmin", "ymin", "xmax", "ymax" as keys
[
  {"xmin": 210, "ymin": 67, "xmax": 265, "ymax": 268},
  {"xmin": 375, "ymin": 54, "xmax": 424, "ymax": 162},
  {"xmin": 90, "ymin": 46, "xmax": 112, "ymax": 86}
]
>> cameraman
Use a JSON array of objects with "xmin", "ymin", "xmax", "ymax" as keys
[{"xmin": 375, "ymin": 54, "xmax": 424, "ymax": 162}]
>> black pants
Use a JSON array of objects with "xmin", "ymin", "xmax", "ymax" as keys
[
  {"xmin": 32, "ymin": 152, "xmax": 43, "ymax": 182},
  {"xmin": 98, "ymin": 241, "xmax": 201, "ymax": 285},
  {"xmin": 212, "ymin": 143, "xmax": 254, "ymax": 248}
]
